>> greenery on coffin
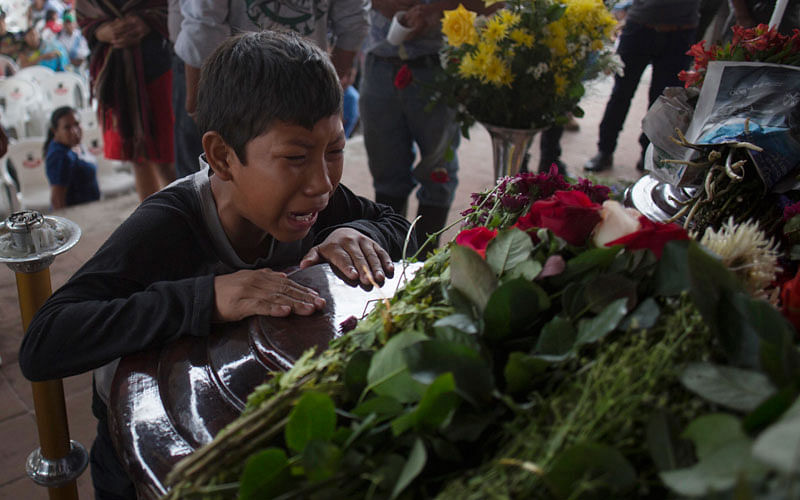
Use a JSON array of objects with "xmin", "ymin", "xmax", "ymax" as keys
[{"xmin": 164, "ymin": 169, "xmax": 800, "ymax": 500}]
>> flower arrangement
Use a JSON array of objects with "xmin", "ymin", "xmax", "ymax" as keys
[
  {"xmin": 165, "ymin": 169, "xmax": 800, "ymax": 500},
  {"xmin": 436, "ymin": 0, "xmax": 618, "ymax": 132},
  {"xmin": 678, "ymin": 24, "xmax": 800, "ymax": 89}
]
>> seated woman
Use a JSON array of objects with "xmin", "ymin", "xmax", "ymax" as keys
[
  {"xmin": 17, "ymin": 26, "xmax": 70, "ymax": 71},
  {"xmin": 44, "ymin": 106, "xmax": 100, "ymax": 209}
]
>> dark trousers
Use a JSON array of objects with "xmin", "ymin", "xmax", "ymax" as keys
[
  {"xmin": 172, "ymin": 53, "xmax": 204, "ymax": 179},
  {"xmin": 597, "ymin": 21, "xmax": 695, "ymax": 156}
]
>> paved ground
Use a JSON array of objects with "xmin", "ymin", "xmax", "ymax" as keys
[{"xmin": 0, "ymin": 68, "xmax": 653, "ymax": 499}]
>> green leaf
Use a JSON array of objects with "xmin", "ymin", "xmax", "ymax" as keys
[
  {"xmin": 549, "ymin": 246, "xmax": 619, "ymax": 288},
  {"xmin": 483, "ymin": 278, "xmax": 550, "ymax": 341},
  {"xmin": 506, "ymin": 258, "xmax": 542, "ymax": 282},
  {"xmin": 646, "ymin": 410, "xmax": 694, "ymax": 471},
  {"xmin": 744, "ymin": 384, "xmax": 798, "ymax": 434},
  {"xmin": 752, "ymin": 397, "xmax": 800, "ymax": 474},
  {"xmin": 535, "ymin": 316, "xmax": 576, "ymax": 356},
  {"xmin": 583, "ymin": 273, "xmax": 637, "ymax": 313},
  {"xmin": 654, "ymin": 240, "xmax": 690, "ymax": 296},
  {"xmin": 285, "ymin": 392, "xmax": 336, "ymax": 453},
  {"xmin": 680, "ymin": 362, "xmax": 775, "ymax": 412},
  {"xmin": 486, "ymin": 228, "xmax": 534, "ymax": 276},
  {"xmin": 504, "ymin": 351, "xmax": 551, "ymax": 393},
  {"xmin": 576, "ymin": 298, "xmax": 628, "ymax": 346},
  {"xmin": 366, "ymin": 330, "xmax": 428, "ymax": 403},
  {"xmin": 682, "ymin": 414, "xmax": 747, "ymax": 460},
  {"xmin": 433, "ymin": 313, "xmax": 478, "ymax": 335},
  {"xmin": 391, "ymin": 373, "xmax": 459, "ymax": 435},
  {"xmin": 620, "ymin": 297, "xmax": 660, "ymax": 331},
  {"xmin": 352, "ymin": 395, "xmax": 404, "ymax": 419},
  {"xmin": 404, "ymin": 339, "xmax": 494, "ymax": 406},
  {"xmin": 660, "ymin": 440, "xmax": 758, "ymax": 496},
  {"xmin": 544, "ymin": 441, "xmax": 636, "ymax": 499},
  {"xmin": 450, "ymin": 244, "xmax": 498, "ymax": 312},
  {"xmin": 390, "ymin": 438, "xmax": 427, "ymax": 500},
  {"xmin": 301, "ymin": 440, "xmax": 341, "ymax": 482},
  {"xmin": 238, "ymin": 448, "xmax": 290, "ymax": 500},
  {"xmin": 343, "ymin": 350, "xmax": 372, "ymax": 399}
]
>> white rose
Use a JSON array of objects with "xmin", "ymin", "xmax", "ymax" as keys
[{"xmin": 592, "ymin": 200, "xmax": 642, "ymax": 248}]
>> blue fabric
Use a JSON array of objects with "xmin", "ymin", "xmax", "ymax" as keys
[
  {"xmin": 359, "ymin": 55, "xmax": 459, "ymax": 208},
  {"xmin": 46, "ymin": 141, "xmax": 100, "ymax": 206},
  {"xmin": 343, "ymin": 85, "xmax": 359, "ymax": 138},
  {"xmin": 597, "ymin": 21, "xmax": 694, "ymax": 155}
]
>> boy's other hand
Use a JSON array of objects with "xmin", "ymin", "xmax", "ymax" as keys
[
  {"xmin": 213, "ymin": 269, "xmax": 326, "ymax": 321},
  {"xmin": 300, "ymin": 228, "xmax": 394, "ymax": 287}
]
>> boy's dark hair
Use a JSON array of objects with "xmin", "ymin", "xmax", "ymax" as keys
[{"xmin": 196, "ymin": 30, "xmax": 343, "ymax": 164}]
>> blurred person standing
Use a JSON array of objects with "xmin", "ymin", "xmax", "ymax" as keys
[
  {"xmin": 174, "ymin": 0, "xmax": 370, "ymax": 172},
  {"xmin": 359, "ymin": 0, "xmax": 494, "ymax": 254},
  {"xmin": 42, "ymin": 7, "xmax": 63, "ymax": 39},
  {"xmin": 583, "ymin": 0, "xmax": 699, "ymax": 173},
  {"xmin": 28, "ymin": 0, "xmax": 66, "ymax": 30},
  {"xmin": 0, "ymin": 8, "xmax": 23, "ymax": 63},
  {"xmin": 167, "ymin": 0, "xmax": 201, "ymax": 178},
  {"xmin": 77, "ymin": 0, "xmax": 175, "ymax": 200}
]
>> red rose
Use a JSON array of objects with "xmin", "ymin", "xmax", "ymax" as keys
[
  {"xmin": 605, "ymin": 216, "xmax": 689, "ymax": 259},
  {"xmin": 514, "ymin": 190, "xmax": 602, "ymax": 246},
  {"xmin": 430, "ymin": 168, "xmax": 450, "ymax": 183},
  {"xmin": 455, "ymin": 227, "xmax": 498, "ymax": 259},
  {"xmin": 781, "ymin": 270, "xmax": 800, "ymax": 332},
  {"xmin": 394, "ymin": 64, "xmax": 413, "ymax": 89}
]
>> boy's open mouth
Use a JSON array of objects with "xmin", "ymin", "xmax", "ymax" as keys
[{"xmin": 288, "ymin": 211, "xmax": 317, "ymax": 223}]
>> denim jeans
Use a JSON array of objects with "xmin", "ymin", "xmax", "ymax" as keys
[
  {"xmin": 359, "ymin": 54, "xmax": 459, "ymax": 208},
  {"xmin": 597, "ymin": 21, "xmax": 695, "ymax": 156},
  {"xmin": 172, "ymin": 53, "xmax": 204, "ymax": 179}
]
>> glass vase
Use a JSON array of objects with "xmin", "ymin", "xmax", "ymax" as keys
[{"xmin": 482, "ymin": 123, "xmax": 543, "ymax": 180}]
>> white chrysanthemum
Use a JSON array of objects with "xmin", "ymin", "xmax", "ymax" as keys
[{"xmin": 699, "ymin": 217, "xmax": 781, "ymax": 297}]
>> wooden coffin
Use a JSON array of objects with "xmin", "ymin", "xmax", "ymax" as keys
[{"xmin": 108, "ymin": 263, "xmax": 420, "ymax": 499}]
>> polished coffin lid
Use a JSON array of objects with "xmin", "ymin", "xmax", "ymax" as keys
[{"xmin": 108, "ymin": 263, "xmax": 420, "ymax": 499}]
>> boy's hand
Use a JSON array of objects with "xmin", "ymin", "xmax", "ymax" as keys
[
  {"xmin": 213, "ymin": 269, "xmax": 326, "ymax": 322},
  {"xmin": 300, "ymin": 228, "xmax": 394, "ymax": 287}
]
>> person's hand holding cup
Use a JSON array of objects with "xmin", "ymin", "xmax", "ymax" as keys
[{"xmin": 387, "ymin": 10, "xmax": 415, "ymax": 45}]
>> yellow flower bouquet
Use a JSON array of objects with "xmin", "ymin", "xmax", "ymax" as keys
[{"xmin": 438, "ymin": 0, "xmax": 618, "ymax": 133}]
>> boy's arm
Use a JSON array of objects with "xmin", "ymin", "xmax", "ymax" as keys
[{"xmin": 19, "ymin": 202, "xmax": 216, "ymax": 381}]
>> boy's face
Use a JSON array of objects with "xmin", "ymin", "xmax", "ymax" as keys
[{"xmin": 227, "ymin": 114, "xmax": 345, "ymax": 242}]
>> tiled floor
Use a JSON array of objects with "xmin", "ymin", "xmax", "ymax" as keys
[{"xmin": 0, "ymin": 69, "xmax": 652, "ymax": 499}]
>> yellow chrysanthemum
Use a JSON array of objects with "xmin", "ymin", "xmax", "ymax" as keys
[
  {"xmin": 476, "ymin": 40, "xmax": 497, "ymax": 60},
  {"xmin": 498, "ymin": 10, "xmax": 522, "ymax": 28},
  {"xmin": 545, "ymin": 21, "xmax": 568, "ymax": 56},
  {"xmin": 458, "ymin": 52, "xmax": 481, "ymax": 78},
  {"xmin": 553, "ymin": 73, "xmax": 568, "ymax": 96},
  {"xmin": 509, "ymin": 28, "xmax": 534, "ymax": 47},
  {"xmin": 481, "ymin": 54, "xmax": 508, "ymax": 86},
  {"xmin": 482, "ymin": 16, "xmax": 509, "ymax": 43},
  {"xmin": 442, "ymin": 5, "xmax": 478, "ymax": 47}
]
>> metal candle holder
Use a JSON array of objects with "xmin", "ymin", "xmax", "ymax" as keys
[{"xmin": 0, "ymin": 210, "xmax": 87, "ymax": 499}]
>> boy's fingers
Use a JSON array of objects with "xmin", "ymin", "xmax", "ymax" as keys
[
  {"xmin": 360, "ymin": 240, "xmax": 385, "ymax": 285},
  {"xmin": 299, "ymin": 246, "xmax": 321, "ymax": 268},
  {"xmin": 376, "ymin": 244, "xmax": 395, "ymax": 278}
]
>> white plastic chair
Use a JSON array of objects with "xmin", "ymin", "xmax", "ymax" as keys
[
  {"xmin": 15, "ymin": 65, "xmax": 57, "ymax": 86},
  {"xmin": 79, "ymin": 124, "xmax": 135, "ymax": 197},
  {"xmin": 38, "ymin": 71, "xmax": 90, "ymax": 110},
  {"xmin": 0, "ymin": 76, "xmax": 45, "ymax": 138},
  {"xmin": 0, "ymin": 54, "xmax": 19, "ymax": 77},
  {"xmin": 6, "ymin": 137, "xmax": 51, "ymax": 212}
]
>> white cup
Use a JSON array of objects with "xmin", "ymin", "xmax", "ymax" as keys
[{"xmin": 387, "ymin": 11, "xmax": 414, "ymax": 46}]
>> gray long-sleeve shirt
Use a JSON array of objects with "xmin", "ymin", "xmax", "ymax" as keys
[{"xmin": 175, "ymin": 0, "xmax": 370, "ymax": 69}]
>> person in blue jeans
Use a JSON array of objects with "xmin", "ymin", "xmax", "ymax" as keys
[
  {"xmin": 44, "ymin": 106, "xmax": 100, "ymax": 209},
  {"xmin": 584, "ymin": 0, "xmax": 699, "ymax": 173},
  {"xmin": 360, "ymin": 0, "xmax": 493, "ymax": 255}
]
